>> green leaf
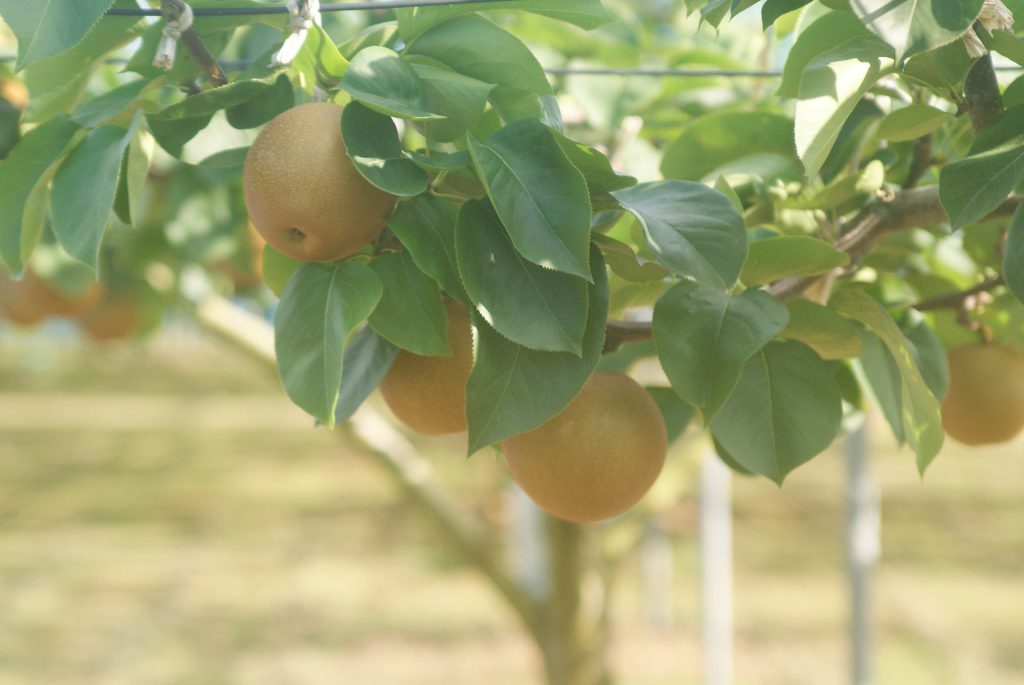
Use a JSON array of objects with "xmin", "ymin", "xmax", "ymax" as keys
[
  {"xmin": 876, "ymin": 104, "xmax": 953, "ymax": 142},
  {"xmin": 858, "ymin": 329, "xmax": 906, "ymax": 443},
  {"xmin": 779, "ymin": 299, "xmax": 863, "ymax": 360},
  {"xmin": 710, "ymin": 340, "xmax": 843, "ymax": 484},
  {"xmin": 468, "ymin": 119, "xmax": 593, "ymax": 281},
  {"xmin": 900, "ymin": 309, "xmax": 949, "ymax": 402},
  {"xmin": 290, "ymin": 24, "xmax": 349, "ymax": 91},
  {"xmin": 71, "ymin": 78, "xmax": 151, "ymax": 128},
  {"xmin": 465, "ymin": 246, "xmax": 608, "ymax": 454},
  {"xmin": 832, "ymin": 288, "xmax": 944, "ymax": 472},
  {"xmin": 51, "ymin": 115, "xmax": 139, "ymax": 270},
  {"xmin": 455, "ymin": 199, "xmax": 588, "ymax": 354},
  {"xmin": 940, "ymin": 103, "xmax": 1024, "ymax": 229},
  {"xmin": 368, "ymin": 251, "xmax": 450, "ymax": 356},
  {"xmin": 225, "ymin": 73, "xmax": 295, "ymax": 129},
  {"xmin": 340, "ymin": 46, "xmax": 442, "ymax": 121},
  {"xmin": 741, "ymin": 236, "xmax": 850, "ymax": 285},
  {"xmin": 147, "ymin": 113, "xmax": 212, "ymax": 158},
  {"xmin": 386, "ymin": 194, "xmax": 465, "ymax": 300},
  {"xmin": 411, "ymin": 62, "xmax": 494, "ymax": 143},
  {"xmin": 125, "ymin": 128, "xmax": 155, "ymax": 227},
  {"xmin": 778, "ymin": 12, "xmax": 893, "ymax": 99},
  {"xmin": 262, "ymin": 244, "xmax": 303, "ymax": 297},
  {"xmin": 407, "ymin": 150, "xmax": 471, "ymax": 172},
  {"xmin": 334, "ymin": 326, "xmax": 400, "ymax": 424},
  {"xmin": 0, "ymin": 0, "xmax": 115, "ymax": 70},
  {"xmin": 0, "ymin": 116, "xmax": 80, "ymax": 271},
  {"xmin": 274, "ymin": 262, "xmax": 382, "ymax": 427},
  {"xmin": 850, "ymin": 0, "xmax": 983, "ymax": 60},
  {"xmin": 340, "ymin": 102, "xmax": 428, "ymax": 197},
  {"xmin": 591, "ymin": 234, "xmax": 669, "ymax": 282},
  {"xmin": 646, "ymin": 386, "xmax": 695, "ymax": 443},
  {"xmin": 406, "ymin": 15, "xmax": 552, "ymax": 97},
  {"xmin": 150, "ymin": 75, "xmax": 287, "ymax": 122},
  {"xmin": 654, "ymin": 281, "xmax": 789, "ymax": 421},
  {"xmin": 795, "ymin": 57, "xmax": 884, "ymax": 176},
  {"xmin": 762, "ymin": 0, "xmax": 814, "ymax": 29},
  {"xmin": 661, "ymin": 110, "xmax": 797, "ymax": 182},
  {"xmin": 1006, "ymin": 202, "xmax": 1024, "ymax": 304},
  {"xmin": 23, "ymin": 15, "xmax": 142, "ymax": 122},
  {"xmin": 612, "ymin": 180, "xmax": 749, "ymax": 289},
  {"xmin": 902, "ymin": 40, "xmax": 974, "ymax": 93},
  {"xmin": 554, "ymin": 132, "xmax": 637, "ymax": 193},
  {"xmin": 396, "ymin": 0, "xmax": 611, "ymax": 40}
]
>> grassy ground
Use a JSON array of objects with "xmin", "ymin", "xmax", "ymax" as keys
[{"xmin": 1, "ymin": 319, "xmax": 1022, "ymax": 685}]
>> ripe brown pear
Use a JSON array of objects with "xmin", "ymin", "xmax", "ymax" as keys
[
  {"xmin": 502, "ymin": 371, "xmax": 668, "ymax": 524},
  {"xmin": 378, "ymin": 300, "xmax": 473, "ymax": 435},
  {"xmin": 78, "ymin": 292, "xmax": 143, "ymax": 342},
  {"xmin": 941, "ymin": 344, "xmax": 1024, "ymax": 446},
  {"xmin": 0, "ymin": 77, "xmax": 28, "ymax": 110},
  {"xmin": 243, "ymin": 102, "xmax": 396, "ymax": 262},
  {"xmin": 0, "ymin": 270, "xmax": 103, "ymax": 325}
]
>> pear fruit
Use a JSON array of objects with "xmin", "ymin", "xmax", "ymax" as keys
[
  {"xmin": 503, "ymin": 371, "xmax": 668, "ymax": 524},
  {"xmin": 243, "ymin": 102, "xmax": 396, "ymax": 262},
  {"xmin": 941, "ymin": 344, "xmax": 1024, "ymax": 446},
  {"xmin": 78, "ymin": 292, "xmax": 143, "ymax": 342},
  {"xmin": 0, "ymin": 270, "xmax": 103, "ymax": 326},
  {"xmin": 378, "ymin": 300, "xmax": 474, "ymax": 435}
]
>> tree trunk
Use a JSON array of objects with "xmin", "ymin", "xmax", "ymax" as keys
[{"xmin": 536, "ymin": 517, "xmax": 613, "ymax": 685}]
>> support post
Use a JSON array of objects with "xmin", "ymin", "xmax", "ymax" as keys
[
  {"xmin": 700, "ymin": 450, "xmax": 732, "ymax": 685},
  {"xmin": 846, "ymin": 424, "xmax": 879, "ymax": 685}
]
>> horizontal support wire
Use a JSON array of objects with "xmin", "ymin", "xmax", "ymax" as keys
[{"xmin": 106, "ymin": 0, "xmax": 522, "ymax": 16}]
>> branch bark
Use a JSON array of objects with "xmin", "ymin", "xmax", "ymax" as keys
[
  {"xmin": 193, "ymin": 297, "xmax": 545, "ymax": 640},
  {"xmin": 162, "ymin": 0, "xmax": 228, "ymax": 87},
  {"xmin": 911, "ymin": 274, "xmax": 1006, "ymax": 311}
]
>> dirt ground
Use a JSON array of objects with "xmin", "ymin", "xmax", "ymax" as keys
[{"xmin": 1, "ymin": 320, "xmax": 1022, "ymax": 685}]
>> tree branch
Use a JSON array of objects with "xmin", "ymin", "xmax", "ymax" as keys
[
  {"xmin": 604, "ymin": 320, "xmax": 653, "ymax": 353},
  {"xmin": 193, "ymin": 297, "xmax": 545, "ymax": 640},
  {"xmin": 911, "ymin": 275, "xmax": 1006, "ymax": 311},
  {"xmin": 162, "ymin": 0, "xmax": 228, "ymax": 87}
]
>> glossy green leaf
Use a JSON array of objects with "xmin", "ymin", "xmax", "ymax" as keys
[
  {"xmin": 858, "ymin": 329, "xmax": 906, "ymax": 443},
  {"xmin": 147, "ymin": 114, "xmax": 213, "ymax": 158},
  {"xmin": 334, "ymin": 326, "xmax": 400, "ymax": 425},
  {"xmin": 368, "ymin": 251, "xmax": 450, "ymax": 356},
  {"xmin": 900, "ymin": 309, "xmax": 949, "ymax": 402},
  {"xmin": 465, "ymin": 247, "xmax": 608, "ymax": 454},
  {"xmin": 0, "ymin": 0, "xmax": 115, "ymax": 70},
  {"xmin": 406, "ymin": 15, "xmax": 552, "ymax": 96},
  {"xmin": 555, "ymin": 132, "xmax": 637, "ymax": 193},
  {"xmin": 125, "ymin": 128, "xmax": 155, "ymax": 227},
  {"xmin": 741, "ymin": 236, "xmax": 850, "ymax": 285},
  {"xmin": 591, "ymin": 234, "xmax": 669, "ymax": 282},
  {"xmin": 940, "ymin": 104, "xmax": 1024, "ymax": 229},
  {"xmin": 902, "ymin": 40, "xmax": 974, "ymax": 93},
  {"xmin": 1006, "ymin": 202, "xmax": 1024, "ymax": 304},
  {"xmin": 795, "ymin": 57, "xmax": 884, "ymax": 177},
  {"xmin": 225, "ymin": 73, "xmax": 295, "ymax": 129},
  {"xmin": 291, "ymin": 24, "xmax": 348, "ymax": 91},
  {"xmin": 469, "ymin": 119, "xmax": 592, "ymax": 281},
  {"xmin": 710, "ymin": 340, "xmax": 843, "ymax": 484},
  {"xmin": 51, "ymin": 115, "xmax": 139, "ymax": 270},
  {"xmin": 612, "ymin": 180, "xmax": 748, "ymax": 289},
  {"xmin": 661, "ymin": 111, "xmax": 797, "ymax": 181},
  {"xmin": 275, "ymin": 262, "xmax": 382, "ymax": 427},
  {"xmin": 654, "ymin": 281, "xmax": 789, "ymax": 421},
  {"xmin": 150, "ymin": 75, "xmax": 286, "ymax": 122},
  {"xmin": 396, "ymin": 0, "xmax": 611, "ymax": 39},
  {"xmin": 71, "ymin": 78, "xmax": 150, "ymax": 128},
  {"xmin": 850, "ymin": 0, "xmax": 983, "ymax": 60},
  {"xmin": 340, "ymin": 46, "xmax": 442, "ymax": 121},
  {"xmin": 778, "ymin": 12, "xmax": 893, "ymax": 99},
  {"xmin": 832, "ymin": 288, "xmax": 944, "ymax": 472},
  {"xmin": 341, "ymin": 102, "xmax": 428, "ymax": 197},
  {"xmin": 779, "ymin": 299, "xmax": 862, "ymax": 360},
  {"xmin": 0, "ymin": 116, "xmax": 80, "ymax": 271},
  {"xmin": 386, "ymin": 194, "xmax": 465, "ymax": 300},
  {"xmin": 647, "ymin": 386, "xmax": 695, "ymax": 443},
  {"xmin": 23, "ymin": 15, "xmax": 142, "ymax": 122},
  {"xmin": 262, "ymin": 244, "xmax": 303, "ymax": 297},
  {"xmin": 411, "ymin": 62, "xmax": 494, "ymax": 143},
  {"xmin": 455, "ymin": 199, "xmax": 588, "ymax": 354},
  {"xmin": 876, "ymin": 104, "xmax": 953, "ymax": 142},
  {"xmin": 762, "ymin": 0, "xmax": 814, "ymax": 29}
]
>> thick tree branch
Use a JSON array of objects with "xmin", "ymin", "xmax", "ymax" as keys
[
  {"xmin": 193, "ymin": 297, "xmax": 545, "ymax": 640},
  {"xmin": 911, "ymin": 275, "xmax": 1006, "ymax": 311}
]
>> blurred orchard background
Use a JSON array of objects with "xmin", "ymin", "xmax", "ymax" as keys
[{"xmin": 3, "ymin": 2, "xmax": 1024, "ymax": 685}]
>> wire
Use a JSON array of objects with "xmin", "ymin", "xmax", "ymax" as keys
[
  {"xmin": 106, "ymin": 0, "xmax": 521, "ymax": 16},
  {"xmin": 544, "ymin": 66, "xmax": 781, "ymax": 78}
]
